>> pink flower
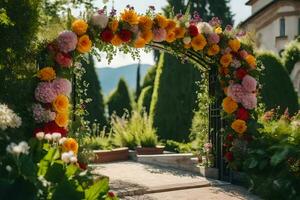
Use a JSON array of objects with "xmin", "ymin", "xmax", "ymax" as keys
[
  {"xmin": 52, "ymin": 78, "xmax": 72, "ymax": 97},
  {"xmin": 239, "ymin": 50, "xmax": 248, "ymax": 59},
  {"xmin": 242, "ymin": 93, "xmax": 257, "ymax": 110},
  {"xmin": 35, "ymin": 82, "xmax": 57, "ymax": 103},
  {"xmin": 91, "ymin": 13, "xmax": 109, "ymax": 28},
  {"xmin": 55, "ymin": 52, "xmax": 73, "ymax": 68},
  {"xmin": 227, "ymin": 84, "xmax": 245, "ymax": 103},
  {"xmin": 152, "ymin": 28, "xmax": 166, "ymax": 42},
  {"xmin": 57, "ymin": 31, "xmax": 77, "ymax": 53},
  {"xmin": 208, "ymin": 33, "xmax": 220, "ymax": 44},
  {"xmin": 242, "ymin": 75, "xmax": 257, "ymax": 93},
  {"xmin": 32, "ymin": 104, "xmax": 56, "ymax": 123}
]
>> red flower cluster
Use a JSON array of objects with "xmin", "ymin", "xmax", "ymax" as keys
[
  {"xmin": 118, "ymin": 29, "xmax": 132, "ymax": 42},
  {"xmin": 225, "ymin": 151, "xmax": 234, "ymax": 162},
  {"xmin": 236, "ymin": 107, "xmax": 250, "ymax": 121},
  {"xmin": 235, "ymin": 68, "xmax": 247, "ymax": 80},
  {"xmin": 188, "ymin": 25, "xmax": 199, "ymax": 37},
  {"xmin": 101, "ymin": 28, "xmax": 114, "ymax": 42},
  {"xmin": 34, "ymin": 121, "xmax": 68, "ymax": 137}
]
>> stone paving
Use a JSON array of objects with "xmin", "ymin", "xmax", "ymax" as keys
[{"xmin": 91, "ymin": 161, "xmax": 260, "ymax": 200}]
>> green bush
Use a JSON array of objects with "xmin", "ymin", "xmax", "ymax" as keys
[
  {"xmin": 83, "ymin": 130, "xmax": 113, "ymax": 150},
  {"xmin": 107, "ymin": 78, "xmax": 132, "ymax": 117},
  {"xmin": 282, "ymin": 38, "xmax": 300, "ymax": 74},
  {"xmin": 257, "ymin": 52, "xmax": 298, "ymax": 114},
  {"xmin": 164, "ymin": 140, "xmax": 193, "ymax": 153},
  {"xmin": 137, "ymin": 86, "xmax": 153, "ymax": 114}
]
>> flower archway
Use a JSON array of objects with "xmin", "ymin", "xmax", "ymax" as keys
[{"xmin": 33, "ymin": 6, "xmax": 259, "ymax": 180}]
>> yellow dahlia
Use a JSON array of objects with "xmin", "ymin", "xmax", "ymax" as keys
[
  {"xmin": 72, "ymin": 19, "xmax": 88, "ymax": 36},
  {"xmin": 77, "ymin": 35, "xmax": 92, "ymax": 53},
  {"xmin": 121, "ymin": 9, "xmax": 139, "ymax": 25},
  {"xmin": 37, "ymin": 67, "xmax": 56, "ymax": 81}
]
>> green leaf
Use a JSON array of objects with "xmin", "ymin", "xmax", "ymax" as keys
[
  {"xmin": 248, "ymin": 159, "xmax": 258, "ymax": 169},
  {"xmin": 19, "ymin": 155, "xmax": 37, "ymax": 182},
  {"xmin": 85, "ymin": 178, "xmax": 109, "ymax": 200},
  {"xmin": 52, "ymin": 179, "xmax": 84, "ymax": 200},
  {"xmin": 270, "ymin": 148, "xmax": 290, "ymax": 166},
  {"xmin": 66, "ymin": 164, "xmax": 79, "ymax": 178},
  {"xmin": 45, "ymin": 162, "xmax": 65, "ymax": 183}
]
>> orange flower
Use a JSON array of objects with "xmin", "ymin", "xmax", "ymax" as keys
[
  {"xmin": 191, "ymin": 34, "xmax": 207, "ymax": 51},
  {"xmin": 55, "ymin": 112, "xmax": 69, "ymax": 128},
  {"xmin": 154, "ymin": 14, "xmax": 168, "ymax": 28},
  {"xmin": 111, "ymin": 34, "xmax": 123, "ymax": 46},
  {"xmin": 245, "ymin": 54, "xmax": 256, "ymax": 69},
  {"xmin": 109, "ymin": 19, "xmax": 119, "ymax": 32},
  {"xmin": 222, "ymin": 97, "xmax": 238, "ymax": 114},
  {"xmin": 207, "ymin": 44, "xmax": 220, "ymax": 56},
  {"xmin": 134, "ymin": 37, "xmax": 146, "ymax": 48},
  {"xmin": 174, "ymin": 27, "xmax": 186, "ymax": 39},
  {"xmin": 165, "ymin": 31, "xmax": 176, "ymax": 43},
  {"xmin": 220, "ymin": 53, "xmax": 232, "ymax": 67},
  {"xmin": 62, "ymin": 138, "xmax": 78, "ymax": 154},
  {"xmin": 223, "ymin": 87, "xmax": 228, "ymax": 95},
  {"xmin": 165, "ymin": 19, "xmax": 177, "ymax": 32},
  {"xmin": 231, "ymin": 119, "xmax": 247, "ymax": 134},
  {"xmin": 77, "ymin": 35, "xmax": 92, "ymax": 53},
  {"xmin": 53, "ymin": 95, "xmax": 69, "ymax": 113},
  {"xmin": 72, "ymin": 19, "xmax": 88, "ymax": 35},
  {"xmin": 37, "ymin": 67, "xmax": 56, "ymax": 81},
  {"xmin": 184, "ymin": 43, "xmax": 191, "ymax": 49},
  {"xmin": 228, "ymin": 39, "xmax": 240, "ymax": 52},
  {"xmin": 138, "ymin": 15, "xmax": 153, "ymax": 31},
  {"xmin": 121, "ymin": 9, "xmax": 139, "ymax": 25},
  {"xmin": 219, "ymin": 66, "xmax": 229, "ymax": 76},
  {"xmin": 140, "ymin": 30, "xmax": 153, "ymax": 43}
]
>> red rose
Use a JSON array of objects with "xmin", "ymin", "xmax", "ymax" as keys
[
  {"xmin": 189, "ymin": 25, "xmax": 199, "ymax": 37},
  {"xmin": 44, "ymin": 121, "xmax": 68, "ymax": 137},
  {"xmin": 118, "ymin": 29, "xmax": 132, "ymax": 42},
  {"xmin": 101, "ymin": 28, "xmax": 114, "ymax": 42},
  {"xmin": 236, "ymin": 107, "xmax": 250, "ymax": 121},
  {"xmin": 55, "ymin": 52, "xmax": 73, "ymax": 68},
  {"xmin": 225, "ymin": 151, "xmax": 234, "ymax": 162},
  {"xmin": 226, "ymin": 134, "xmax": 234, "ymax": 142},
  {"xmin": 108, "ymin": 191, "xmax": 115, "ymax": 198},
  {"xmin": 235, "ymin": 68, "xmax": 247, "ymax": 80}
]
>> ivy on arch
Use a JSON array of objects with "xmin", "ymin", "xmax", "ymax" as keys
[{"xmin": 33, "ymin": 5, "xmax": 260, "ymax": 176}]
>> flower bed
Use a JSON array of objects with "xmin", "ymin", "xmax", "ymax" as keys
[
  {"xmin": 136, "ymin": 146, "xmax": 164, "ymax": 155},
  {"xmin": 93, "ymin": 147, "xmax": 129, "ymax": 163}
]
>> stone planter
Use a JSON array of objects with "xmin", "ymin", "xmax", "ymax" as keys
[
  {"xmin": 93, "ymin": 147, "xmax": 129, "ymax": 163},
  {"xmin": 136, "ymin": 146, "xmax": 164, "ymax": 155},
  {"xmin": 198, "ymin": 165, "xmax": 219, "ymax": 179}
]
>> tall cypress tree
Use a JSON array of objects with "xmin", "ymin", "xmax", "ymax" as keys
[
  {"xmin": 81, "ymin": 54, "xmax": 107, "ymax": 127},
  {"xmin": 135, "ymin": 60, "xmax": 141, "ymax": 102}
]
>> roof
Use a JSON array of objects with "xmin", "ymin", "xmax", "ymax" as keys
[{"xmin": 246, "ymin": 0, "xmax": 258, "ymax": 5}]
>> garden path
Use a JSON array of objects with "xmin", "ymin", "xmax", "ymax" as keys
[{"xmin": 91, "ymin": 161, "xmax": 260, "ymax": 200}]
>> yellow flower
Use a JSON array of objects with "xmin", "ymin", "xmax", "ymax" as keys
[
  {"xmin": 191, "ymin": 34, "xmax": 207, "ymax": 51},
  {"xmin": 72, "ymin": 19, "xmax": 88, "ymax": 36},
  {"xmin": 215, "ymin": 27, "xmax": 222, "ymax": 34},
  {"xmin": 121, "ymin": 9, "xmax": 139, "ymax": 25},
  {"xmin": 245, "ymin": 54, "xmax": 256, "ymax": 69},
  {"xmin": 134, "ymin": 37, "xmax": 146, "ymax": 48},
  {"xmin": 37, "ymin": 67, "xmax": 56, "ymax": 81},
  {"xmin": 141, "ymin": 30, "xmax": 153, "ymax": 43},
  {"xmin": 53, "ymin": 95, "xmax": 69, "ymax": 113},
  {"xmin": 154, "ymin": 14, "xmax": 168, "ymax": 28},
  {"xmin": 165, "ymin": 31, "xmax": 176, "ymax": 43},
  {"xmin": 62, "ymin": 138, "xmax": 78, "ymax": 154},
  {"xmin": 231, "ymin": 119, "xmax": 247, "ymax": 134},
  {"xmin": 174, "ymin": 27, "xmax": 186, "ymax": 39},
  {"xmin": 220, "ymin": 53, "xmax": 233, "ymax": 67},
  {"xmin": 55, "ymin": 112, "xmax": 69, "ymax": 128},
  {"xmin": 228, "ymin": 39, "xmax": 241, "ymax": 52},
  {"xmin": 165, "ymin": 19, "xmax": 177, "ymax": 32},
  {"xmin": 207, "ymin": 44, "xmax": 220, "ymax": 56},
  {"xmin": 138, "ymin": 15, "xmax": 153, "ymax": 31},
  {"xmin": 109, "ymin": 19, "xmax": 119, "ymax": 32},
  {"xmin": 111, "ymin": 34, "xmax": 123, "ymax": 46},
  {"xmin": 77, "ymin": 35, "xmax": 92, "ymax": 53},
  {"xmin": 222, "ymin": 97, "xmax": 238, "ymax": 114}
]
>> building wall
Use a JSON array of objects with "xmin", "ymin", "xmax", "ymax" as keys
[{"xmin": 252, "ymin": 0, "xmax": 273, "ymax": 14}]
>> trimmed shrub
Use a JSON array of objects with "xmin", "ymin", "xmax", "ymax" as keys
[
  {"xmin": 257, "ymin": 52, "xmax": 298, "ymax": 114},
  {"xmin": 107, "ymin": 78, "xmax": 132, "ymax": 117},
  {"xmin": 137, "ymin": 86, "xmax": 153, "ymax": 114},
  {"xmin": 282, "ymin": 38, "xmax": 300, "ymax": 74}
]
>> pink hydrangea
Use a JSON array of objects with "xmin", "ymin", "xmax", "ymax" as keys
[
  {"xmin": 52, "ymin": 78, "xmax": 72, "ymax": 97},
  {"xmin": 55, "ymin": 52, "xmax": 73, "ymax": 68},
  {"xmin": 57, "ymin": 31, "xmax": 77, "ymax": 53},
  {"xmin": 227, "ymin": 84, "xmax": 245, "ymax": 103},
  {"xmin": 242, "ymin": 75, "xmax": 257, "ymax": 92},
  {"xmin": 35, "ymin": 82, "xmax": 57, "ymax": 103},
  {"xmin": 208, "ymin": 33, "xmax": 220, "ymax": 44},
  {"xmin": 242, "ymin": 93, "xmax": 257, "ymax": 110},
  {"xmin": 32, "ymin": 104, "xmax": 56, "ymax": 123},
  {"xmin": 153, "ymin": 28, "xmax": 167, "ymax": 42}
]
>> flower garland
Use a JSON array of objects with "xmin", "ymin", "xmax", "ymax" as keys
[{"xmin": 33, "ymin": 5, "xmax": 259, "ymax": 167}]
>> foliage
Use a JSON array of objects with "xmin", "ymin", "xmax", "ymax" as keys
[
  {"xmin": 137, "ymin": 86, "xmax": 153, "ymax": 114},
  {"xmin": 141, "ymin": 65, "xmax": 157, "ymax": 89},
  {"xmin": 107, "ymin": 78, "xmax": 132, "ymax": 117},
  {"xmin": 150, "ymin": 53, "xmax": 201, "ymax": 142},
  {"xmin": 164, "ymin": 140, "xmax": 193, "ymax": 153},
  {"xmin": 282, "ymin": 38, "xmax": 300, "ymax": 74},
  {"xmin": 257, "ymin": 51, "xmax": 299, "ymax": 114},
  {"xmin": 135, "ymin": 61, "xmax": 141, "ymax": 102},
  {"xmin": 83, "ymin": 130, "xmax": 113, "ymax": 150},
  {"xmin": 243, "ymin": 111, "xmax": 300, "ymax": 200},
  {"xmin": 81, "ymin": 54, "xmax": 107, "ymax": 128}
]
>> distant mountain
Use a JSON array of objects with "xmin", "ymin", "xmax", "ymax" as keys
[{"xmin": 96, "ymin": 64, "xmax": 152, "ymax": 96}]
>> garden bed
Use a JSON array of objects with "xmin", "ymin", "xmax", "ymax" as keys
[
  {"xmin": 93, "ymin": 147, "xmax": 129, "ymax": 163},
  {"xmin": 136, "ymin": 146, "xmax": 164, "ymax": 155}
]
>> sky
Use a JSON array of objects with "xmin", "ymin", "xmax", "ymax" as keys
[{"xmin": 89, "ymin": 0, "xmax": 251, "ymax": 68}]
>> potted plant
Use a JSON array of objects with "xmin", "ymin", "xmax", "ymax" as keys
[
  {"xmin": 197, "ymin": 142, "xmax": 218, "ymax": 179},
  {"xmin": 136, "ymin": 130, "xmax": 164, "ymax": 155}
]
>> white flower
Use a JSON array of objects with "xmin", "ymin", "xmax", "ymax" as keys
[
  {"xmin": 19, "ymin": 141, "xmax": 30, "ymax": 154},
  {"xmin": 59, "ymin": 137, "xmax": 67, "ymax": 145},
  {"xmin": 36, "ymin": 132, "xmax": 45, "ymax": 140},
  {"xmin": 52, "ymin": 132, "xmax": 61, "ymax": 141},
  {"xmin": 184, "ymin": 21, "xmax": 190, "ymax": 28},
  {"xmin": 70, "ymin": 156, "xmax": 78, "ymax": 163},
  {"xmin": 183, "ymin": 37, "xmax": 191, "ymax": 44},
  {"xmin": 0, "ymin": 104, "xmax": 22, "ymax": 131},
  {"xmin": 6, "ymin": 165, "xmax": 12, "ymax": 172},
  {"xmin": 61, "ymin": 151, "xmax": 77, "ymax": 164},
  {"xmin": 44, "ymin": 133, "xmax": 52, "ymax": 141},
  {"xmin": 91, "ymin": 14, "xmax": 109, "ymax": 29},
  {"xmin": 197, "ymin": 22, "xmax": 213, "ymax": 34},
  {"xmin": 6, "ymin": 141, "xmax": 30, "ymax": 156}
]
